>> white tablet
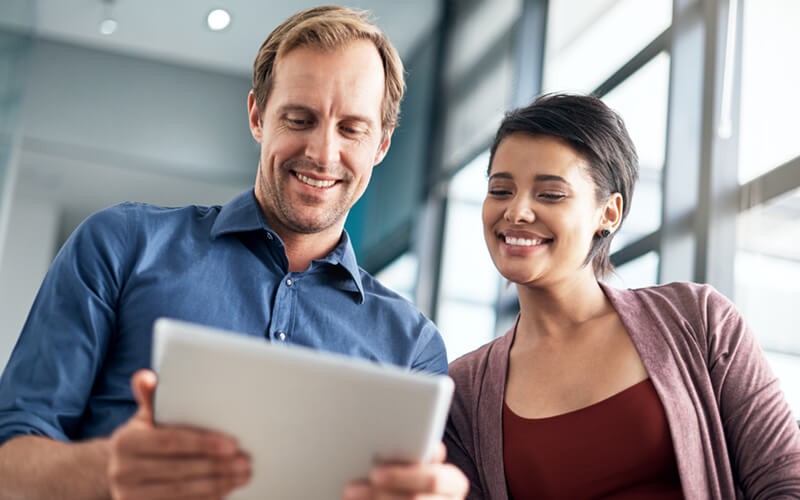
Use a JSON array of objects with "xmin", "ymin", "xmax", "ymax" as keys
[{"xmin": 151, "ymin": 318, "xmax": 454, "ymax": 500}]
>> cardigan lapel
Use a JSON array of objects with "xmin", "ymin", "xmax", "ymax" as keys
[
  {"xmin": 601, "ymin": 284, "xmax": 716, "ymax": 499},
  {"xmin": 477, "ymin": 319, "xmax": 517, "ymax": 499}
]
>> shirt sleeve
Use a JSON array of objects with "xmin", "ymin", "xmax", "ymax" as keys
[
  {"xmin": 0, "ymin": 206, "xmax": 130, "ymax": 445},
  {"xmin": 705, "ymin": 288, "xmax": 800, "ymax": 497},
  {"xmin": 409, "ymin": 321, "xmax": 448, "ymax": 375}
]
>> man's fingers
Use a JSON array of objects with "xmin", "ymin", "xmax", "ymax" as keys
[
  {"xmin": 109, "ymin": 452, "xmax": 250, "ymax": 483},
  {"xmin": 130, "ymin": 369, "xmax": 158, "ymax": 423},
  {"xmin": 114, "ymin": 425, "xmax": 240, "ymax": 458},
  {"xmin": 370, "ymin": 463, "xmax": 469, "ymax": 497},
  {"xmin": 342, "ymin": 481, "xmax": 372, "ymax": 500},
  {"xmin": 110, "ymin": 371, "xmax": 251, "ymax": 499},
  {"xmin": 112, "ymin": 471, "xmax": 250, "ymax": 500},
  {"xmin": 430, "ymin": 442, "xmax": 446, "ymax": 463}
]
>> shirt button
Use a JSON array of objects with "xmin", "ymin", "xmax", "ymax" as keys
[
  {"xmin": 277, "ymin": 331, "xmax": 287, "ymax": 341},
  {"xmin": 286, "ymin": 278, "xmax": 293, "ymax": 286}
]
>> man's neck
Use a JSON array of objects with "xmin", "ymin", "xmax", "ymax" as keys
[{"xmin": 278, "ymin": 229, "xmax": 343, "ymax": 272}]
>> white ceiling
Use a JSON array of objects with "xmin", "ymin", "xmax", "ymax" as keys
[{"xmin": 3, "ymin": 0, "xmax": 441, "ymax": 76}]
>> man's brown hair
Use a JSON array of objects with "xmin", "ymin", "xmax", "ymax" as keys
[{"xmin": 252, "ymin": 5, "xmax": 405, "ymax": 133}]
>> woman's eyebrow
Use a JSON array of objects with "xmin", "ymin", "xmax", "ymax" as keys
[
  {"xmin": 534, "ymin": 174, "xmax": 569, "ymax": 184},
  {"xmin": 488, "ymin": 172, "xmax": 513, "ymax": 181}
]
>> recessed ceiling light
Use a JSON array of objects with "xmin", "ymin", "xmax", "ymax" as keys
[
  {"xmin": 207, "ymin": 9, "xmax": 231, "ymax": 31},
  {"xmin": 99, "ymin": 18, "xmax": 118, "ymax": 35}
]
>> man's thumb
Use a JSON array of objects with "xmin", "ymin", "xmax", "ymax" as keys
[{"xmin": 131, "ymin": 369, "xmax": 158, "ymax": 423}]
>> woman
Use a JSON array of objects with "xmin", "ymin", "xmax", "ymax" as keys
[{"xmin": 444, "ymin": 93, "xmax": 800, "ymax": 499}]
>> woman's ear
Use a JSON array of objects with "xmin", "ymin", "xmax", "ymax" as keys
[{"xmin": 600, "ymin": 192, "xmax": 624, "ymax": 233}]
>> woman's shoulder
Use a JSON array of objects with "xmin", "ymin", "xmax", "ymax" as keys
[
  {"xmin": 603, "ymin": 280, "xmax": 732, "ymax": 314},
  {"xmin": 603, "ymin": 280, "xmax": 745, "ymax": 350}
]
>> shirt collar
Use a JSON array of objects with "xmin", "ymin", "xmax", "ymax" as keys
[
  {"xmin": 210, "ymin": 189, "xmax": 365, "ymax": 302},
  {"xmin": 316, "ymin": 230, "xmax": 365, "ymax": 303},
  {"xmin": 210, "ymin": 189, "xmax": 268, "ymax": 237}
]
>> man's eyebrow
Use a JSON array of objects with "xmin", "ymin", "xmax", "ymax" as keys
[
  {"xmin": 339, "ymin": 113, "xmax": 376, "ymax": 126},
  {"xmin": 280, "ymin": 104, "xmax": 315, "ymax": 115}
]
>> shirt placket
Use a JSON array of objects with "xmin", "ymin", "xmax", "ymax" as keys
[{"xmin": 270, "ymin": 273, "xmax": 296, "ymax": 343}]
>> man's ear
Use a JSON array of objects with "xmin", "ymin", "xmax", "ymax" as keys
[
  {"xmin": 601, "ymin": 192, "xmax": 624, "ymax": 232},
  {"xmin": 373, "ymin": 128, "xmax": 394, "ymax": 166},
  {"xmin": 247, "ymin": 90, "xmax": 263, "ymax": 142}
]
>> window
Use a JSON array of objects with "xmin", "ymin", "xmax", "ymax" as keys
[
  {"xmin": 374, "ymin": 252, "xmax": 418, "ymax": 303},
  {"xmin": 603, "ymin": 52, "xmax": 670, "ymax": 246},
  {"xmin": 604, "ymin": 251, "xmax": 659, "ymax": 290},
  {"xmin": 436, "ymin": 151, "xmax": 499, "ymax": 361},
  {"xmin": 739, "ymin": 0, "xmax": 800, "ymax": 182},
  {"xmin": 735, "ymin": 187, "xmax": 800, "ymax": 417},
  {"xmin": 544, "ymin": 0, "xmax": 671, "ymax": 93},
  {"xmin": 735, "ymin": 0, "xmax": 800, "ymax": 418}
]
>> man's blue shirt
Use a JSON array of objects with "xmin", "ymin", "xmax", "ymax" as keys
[{"xmin": 0, "ymin": 190, "xmax": 447, "ymax": 444}]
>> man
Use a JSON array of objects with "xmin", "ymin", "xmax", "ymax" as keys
[{"xmin": 0, "ymin": 6, "xmax": 468, "ymax": 499}]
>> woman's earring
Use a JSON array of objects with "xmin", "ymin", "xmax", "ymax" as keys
[{"xmin": 599, "ymin": 229, "xmax": 611, "ymax": 238}]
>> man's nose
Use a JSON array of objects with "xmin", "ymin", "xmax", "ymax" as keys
[{"xmin": 304, "ymin": 126, "xmax": 339, "ymax": 167}]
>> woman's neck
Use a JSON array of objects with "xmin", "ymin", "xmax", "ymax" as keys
[{"xmin": 514, "ymin": 274, "xmax": 612, "ymax": 342}]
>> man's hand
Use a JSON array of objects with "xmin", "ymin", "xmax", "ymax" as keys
[
  {"xmin": 342, "ymin": 443, "xmax": 469, "ymax": 500},
  {"xmin": 107, "ymin": 369, "xmax": 251, "ymax": 500}
]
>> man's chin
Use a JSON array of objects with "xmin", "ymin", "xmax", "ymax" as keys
[{"xmin": 284, "ymin": 215, "xmax": 342, "ymax": 235}]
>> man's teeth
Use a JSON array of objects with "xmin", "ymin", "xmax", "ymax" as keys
[
  {"xmin": 297, "ymin": 173, "xmax": 335, "ymax": 188},
  {"xmin": 504, "ymin": 236, "xmax": 545, "ymax": 246}
]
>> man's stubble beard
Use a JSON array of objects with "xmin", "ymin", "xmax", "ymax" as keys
[{"xmin": 261, "ymin": 159, "xmax": 353, "ymax": 235}]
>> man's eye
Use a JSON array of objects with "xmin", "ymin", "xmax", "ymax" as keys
[
  {"xmin": 341, "ymin": 125, "xmax": 366, "ymax": 136},
  {"xmin": 286, "ymin": 117, "xmax": 312, "ymax": 128}
]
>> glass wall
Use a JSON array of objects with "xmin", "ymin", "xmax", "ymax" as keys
[
  {"xmin": 375, "ymin": 253, "xmax": 419, "ymax": 303},
  {"xmin": 543, "ymin": 0, "xmax": 671, "ymax": 93},
  {"xmin": 735, "ymin": 0, "xmax": 800, "ymax": 416},
  {"xmin": 407, "ymin": 0, "xmax": 800, "ymax": 417},
  {"xmin": 603, "ymin": 53, "xmax": 670, "ymax": 247},
  {"xmin": 738, "ymin": 0, "xmax": 800, "ymax": 183}
]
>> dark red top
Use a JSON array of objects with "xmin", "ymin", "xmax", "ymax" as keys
[{"xmin": 503, "ymin": 378, "xmax": 683, "ymax": 499}]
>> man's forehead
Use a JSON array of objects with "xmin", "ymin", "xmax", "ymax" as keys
[
  {"xmin": 268, "ymin": 42, "xmax": 385, "ymax": 118},
  {"xmin": 272, "ymin": 41, "xmax": 384, "ymax": 78}
]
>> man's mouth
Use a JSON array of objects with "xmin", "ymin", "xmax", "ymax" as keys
[{"xmin": 295, "ymin": 172, "xmax": 336, "ymax": 189}]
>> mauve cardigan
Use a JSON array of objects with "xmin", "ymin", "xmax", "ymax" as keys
[{"xmin": 444, "ymin": 282, "xmax": 800, "ymax": 499}]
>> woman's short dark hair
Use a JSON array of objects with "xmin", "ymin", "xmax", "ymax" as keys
[{"xmin": 488, "ymin": 93, "xmax": 639, "ymax": 277}]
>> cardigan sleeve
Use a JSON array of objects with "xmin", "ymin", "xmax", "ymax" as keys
[
  {"xmin": 445, "ymin": 356, "xmax": 486, "ymax": 500},
  {"xmin": 703, "ymin": 287, "xmax": 800, "ymax": 497},
  {"xmin": 445, "ymin": 415, "xmax": 484, "ymax": 500}
]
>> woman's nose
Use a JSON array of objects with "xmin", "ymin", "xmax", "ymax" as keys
[{"xmin": 504, "ymin": 202, "xmax": 535, "ymax": 224}]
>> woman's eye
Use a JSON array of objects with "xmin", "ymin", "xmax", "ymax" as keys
[
  {"xmin": 539, "ymin": 193, "xmax": 566, "ymax": 201},
  {"xmin": 488, "ymin": 189, "xmax": 512, "ymax": 196}
]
